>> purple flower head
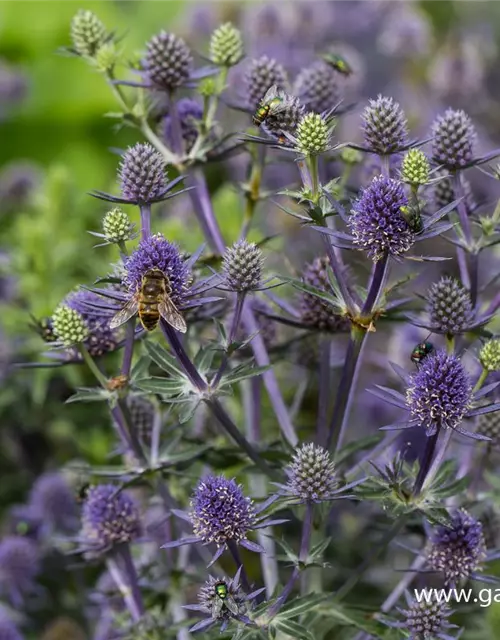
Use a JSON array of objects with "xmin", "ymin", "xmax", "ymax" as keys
[
  {"xmin": 222, "ymin": 240, "xmax": 263, "ymax": 292},
  {"xmin": 144, "ymin": 31, "xmax": 192, "ymax": 93},
  {"xmin": 293, "ymin": 59, "xmax": 342, "ymax": 115},
  {"xmin": 0, "ymin": 613, "xmax": 23, "ymax": 640},
  {"xmin": 29, "ymin": 472, "xmax": 77, "ymax": 532},
  {"xmin": 244, "ymin": 55, "xmax": 288, "ymax": 109},
  {"xmin": 118, "ymin": 143, "xmax": 167, "ymax": 205},
  {"xmin": 190, "ymin": 475, "xmax": 256, "ymax": 547},
  {"xmin": 0, "ymin": 536, "xmax": 39, "ymax": 602},
  {"xmin": 80, "ymin": 484, "xmax": 141, "ymax": 554},
  {"xmin": 285, "ymin": 443, "xmax": 337, "ymax": 503},
  {"xmin": 433, "ymin": 169, "xmax": 475, "ymax": 213},
  {"xmin": 431, "ymin": 109, "xmax": 476, "ymax": 170},
  {"xmin": 426, "ymin": 276, "xmax": 473, "ymax": 336},
  {"xmin": 0, "ymin": 161, "xmax": 40, "ymax": 214},
  {"xmin": 123, "ymin": 233, "xmax": 191, "ymax": 307},
  {"xmin": 396, "ymin": 597, "xmax": 456, "ymax": 640},
  {"xmin": 406, "ymin": 350, "xmax": 472, "ymax": 436},
  {"xmin": 361, "ymin": 95, "xmax": 409, "ymax": 155},
  {"xmin": 161, "ymin": 98, "xmax": 202, "ymax": 153},
  {"xmin": 66, "ymin": 289, "xmax": 122, "ymax": 357},
  {"xmin": 300, "ymin": 256, "xmax": 349, "ymax": 332},
  {"xmin": 186, "ymin": 568, "xmax": 262, "ymax": 633},
  {"xmin": 427, "ymin": 509, "xmax": 486, "ymax": 584},
  {"xmin": 349, "ymin": 176, "xmax": 413, "ymax": 261}
]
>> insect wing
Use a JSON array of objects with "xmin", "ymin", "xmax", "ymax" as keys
[
  {"xmin": 158, "ymin": 297, "xmax": 187, "ymax": 333},
  {"xmin": 223, "ymin": 595, "xmax": 240, "ymax": 617},
  {"xmin": 211, "ymin": 598, "xmax": 224, "ymax": 618},
  {"xmin": 110, "ymin": 295, "xmax": 139, "ymax": 329},
  {"xmin": 261, "ymin": 84, "xmax": 280, "ymax": 104}
]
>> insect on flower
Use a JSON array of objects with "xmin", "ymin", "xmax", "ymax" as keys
[
  {"xmin": 321, "ymin": 52, "xmax": 353, "ymax": 76},
  {"xmin": 110, "ymin": 268, "xmax": 187, "ymax": 333},
  {"xmin": 400, "ymin": 202, "xmax": 423, "ymax": 234},
  {"xmin": 106, "ymin": 374, "xmax": 128, "ymax": 391},
  {"xmin": 212, "ymin": 581, "xmax": 240, "ymax": 617},
  {"xmin": 29, "ymin": 315, "xmax": 58, "ymax": 343},
  {"xmin": 410, "ymin": 341, "xmax": 434, "ymax": 366},
  {"xmin": 252, "ymin": 84, "xmax": 289, "ymax": 127}
]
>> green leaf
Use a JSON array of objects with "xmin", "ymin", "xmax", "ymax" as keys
[
  {"xmin": 273, "ymin": 537, "xmax": 299, "ymax": 565},
  {"xmin": 178, "ymin": 400, "xmax": 201, "ymax": 424},
  {"xmin": 274, "ymin": 619, "xmax": 315, "ymax": 640},
  {"xmin": 130, "ymin": 355, "xmax": 151, "ymax": 381},
  {"xmin": 65, "ymin": 387, "xmax": 109, "ymax": 403},
  {"xmin": 134, "ymin": 377, "xmax": 187, "ymax": 395},
  {"xmin": 316, "ymin": 601, "xmax": 389, "ymax": 637},
  {"xmin": 279, "ymin": 593, "xmax": 329, "ymax": 619},
  {"xmin": 221, "ymin": 364, "xmax": 271, "ymax": 386},
  {"xmin": 280, "ymin": 276, "xmax": 341, "ymax": 310},
  {"xmin": 144, "ymin": 340, "xmax": 184, "ymax": 377},
  {"xmin": 335, "ymin": 434, "xmax": 383, "ymax": 466}
]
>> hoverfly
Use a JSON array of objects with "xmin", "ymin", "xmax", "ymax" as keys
[
  {"xmin": 110, "ymin": 268, "xmax": 187, "ymax": 333},
  {"xmin": 75, "ymin": 482, "xmax": 90, "ymax": 504},
  {"xmin": 321, "ymin": 53, "xmax": 353, "ymax": 77},
  {"xmin": 29, "ymin": 315, "xmax": 58, "ymax": 343},
  {"xmin": 400, "ymin": 202, "xmax": 424, "ymax": 234},
  {"xmin": 410, "ymin": 341, "xmax": 434, "ymax": 366},
  {"xmin": 212, "ymin": 581, "xmax": 239, "ymax": 618},
  {"xmin": 252, "ymin": 84, "xmax": 289, "ymax": 127}
]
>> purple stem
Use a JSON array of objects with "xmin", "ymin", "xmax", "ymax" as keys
[
  {"xmin": 380, "ymin": 154, "xmax": 390, "ymax": 178},
  {"xmin": 212, "ymin": 292, "xmax": 245, "ymax": 387},
  {"xmin": 413, "ymin": 427, "xmax": 441, "ymax": 497},
  {"xmin": 316, "ymin": 335, "xmax": 331, "ymax": 445},
  {"xmin": 361, "ymin": 252, "xmax": 388, "ymax": 315},
  {"xmin": 120, "ymin": 318, "xmax": 136, "ymax": 377},
  {"xmin": 160, "ymin": 320, "xmax": 207, "ymax": 391},
  {"xmin": 227, "ymin": 540, "xmax": 251, "ymax": 592},
  {"xmin": 188, "ymin": 168, "xmax": 226, "ymax": 255},
  {"xmin": 267, "ymin": 503, "xmax": 313, "ymax": 619},
  {"xmin": 140, "ymin": 204, "xmax": 151, "ymax": 240},
  {"xmin": 452, "ymin": 172, "xmax": 474, "ymax": 295},
  {"xmin": 116, "ymin": 543, "xmax": 145, "ymax": 619},
  {"xmin": 167, "ymin": 93, "xmax": 185, "ymax": 156}
]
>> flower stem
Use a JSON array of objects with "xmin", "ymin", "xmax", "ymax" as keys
[
  {"xmin": 452, "ymin": 172, "xmax": 475, "ymax": 298},
  {"xmin": 139, "ymin": 204, "xmax": 151, "ymax": 240},
  {"xmin": 187, "ymin": 168, "xmax": 226, "ymax": 255},
  {"xmin": 167, "ymin": 92, "xmax": 185, "ymax": 156},
  {"xmin": 120, "ymin": 318, "xmax": 136, "ymax": 377},
  {"xmin": 212, "ymin": 293, "xmax": 245, "ymax": 387},
  {"xmin": 316, "ymin": 336, "xmax": 331, "ymax": 445},
  {"xmin": 78, "ymin": 343, "xmax": 108, "ymax": 388},
  {"xmin": 107, "ymin": 544, "xmax": 144, "ymax": 622},
  {"xmin": 241, "ymin": 145, "xmax": 266, "ymax": 240},
  {"xmin": 380, "ymin": 155, "xmax": 390, "ymax": 178},
  {"xmin": 474, "ymin": 368, "xmax": 488, "ymax": 393},
  {"xmin": 308, "ymin": 155, "xmax": 320, "ymax": 204},
  {"xmin": 361, "ymin": 252, "xmax": 388, "ymax": 315},
  {"xmin": 227, "ymin": 540, "xmax": 251, "ymax": 593},
  {"xmin": 413, "ymin": 428, "xmax": 440, "ymax": 496},
  {"xmin": 160, "ymin": 321, "xmax": 207, "ymax": 391}
]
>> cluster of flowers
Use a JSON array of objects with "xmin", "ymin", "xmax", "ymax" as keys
[{"xmin": 4, "ymin": 3, "xmax": 500, "ymax": 639}]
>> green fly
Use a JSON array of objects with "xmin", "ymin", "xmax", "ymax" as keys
[
  {"xmin": 410, "ymin": 341, "xmax": 434, "ymax": 366},
  {"xmin": 212, "ymin": 581, "xmax": 239, "ymax": 618},
  {"xmin": 321, "ymin": 53, "xmax": 353, "ymax": 77},
  {"xmin": 400, "ymin": 202, "xmax": 424, "ymax": 234},
  {"xmin": 252, "ymin": 85, "xmax": 288, "ymax": 127}
]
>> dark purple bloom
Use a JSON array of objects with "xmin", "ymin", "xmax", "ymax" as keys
[
  {"xmin": 300, "ymin": 256, "xmax": 349, "ymax": 332},
  {"xmin": 244, "ymin": 55, "xmax": 288, "ymax": 109},
  {"xmin": 190, "ymin": 475, "xmax": 256, "ymax": 547},
  {"xmin": 118, "ymin": 143, "xmax": 167, "ymax": 205},
  {"xmin": 427, "ymin": 510, "xmax": 486, "ymax": 584},
  {"xmin": 0, "ymin": 613, "xmax": 23, "ymax": 640},
  {"xmin": 222, "ymin": 240, "xmax": 263, "ymax": 292},
  {"xmin": 80, "ymin": 485, "xmax": 141, "ymax": 554},
  {"xmin": 185, "ymin": 568, "xmax": 263, "ymax": 633},
  {"xmin": 0, "ymin": 536, "xmax": 39, "ymax": 603},
  {"xmin": 293, "ymin": 59, "xmax": 342, "ymax": 115},
  {"xmin": 426, "ymin": 276, "xmax": 473, "ymax": 336},
  {"xmin": 144, "ymin": 31, "xmax": 192, "ymax": 93},
  {"xmin": 361, "ymin": 95, "xmax": 409, "ymax": 155},
  {"xmin": 123, "ymin": 233, "xmax": 191, "ymax": 307},
  {"xmin": 406, "ymin": 351, "xmax": 472, "ymax": 436},
  {"xmin": 66, "ymin": 289, "xmax": 123, "ymax": 357},
  {"xmin": 29, "ymin": 472, "xmax": 77, "ymax": 532},
  {"xmin": 161, "ymin": 98, "xmax": 202, "ymax": 153},
  {"xmin": 349, "ymin": 175, "xmax": 413, "ymax": 261},
  {"xmin": 431, "ymin": 109, "xmax": 476, "ymax": 170}
]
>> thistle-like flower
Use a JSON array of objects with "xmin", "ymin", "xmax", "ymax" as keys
[
  {"xmin": 432, "ymin": 170, "xmax": 475, "ymax": 212},
  {"xmin": 244, "ymin": 55, "xmax": 288, "ymax": 110},
  {"xmin": 163, "ymin": 475, "xmax": 284, "ymax": 565},
  {"xmin": 361, "ymin": 95, "xmax": 409, "ymax": 155},
  {"xmin": 102, "ymin": 208, "xmax": 135, "ymax": 244},
  {"xmin": 348, "ymin": 175, "xmax": 413, "ymax": 261},
  {"xmin": 479, "ymin": 339, "xmax": 500, "ymax": 372},
  {"xmin": 389, "ymin": 596, "xmax": 457, "ymax": 640},
  {"xmin": 185, "ymin": 569, "xmax": 263, "ymax": 633},
  {"xmin": 52, "ymin": 305, "xmax": 89, "ymax": 348},
  {"xmin": 299, "ymin": 256, "xmax": 348, "ymax": 332},
  {"xmin": 406, "ymin": 350, "xmax": 472, "ymax": 436},
  {"xmin": 427, "ymin": 509, "xmax": 486, "ymax": 584},
  {"xmin": 284, "ymin": 443, "xmax": 337, "ymax": 503},
  {"xmin": 0, "ymin": 613, "xmax": 23, "ymax": 640},
  {"xmin": 70, "ymin": 10, "xmax": 108, "ymax": 57},
  {"xmin": 209, "ymin": 23, "xmax": 243, "ymax": 67},
  {"xmin": 80, "ymin": 485, "xmax": 141, "ymax": 555},
  {"xmin": 293, "ymin": 59, "xmax": 342, "ymax": 115},
  {"xmin": 118, "ymin": 143, "xmax": 166, "ymax": 205},
  {"xmin": 127, "ymin": 394, "xmax": 156, "ymax": 447},
  {"xmin": 431, "ymin": 109, "xmax": 476, "ymax": 170},
  {"xmin": 161, "ymin": 98, "xmax": 202, "ymax": 153},
  {"xmin": 222, "ymin": 240, "xmax": 263, "ymax": 293},
  {"xmin": 426, "ymin": 276, "xmax": 473, "ymax": 336},
  {"xmin": 0, "ymin": 536, "xmax": 39, "ymax": 603},
  {"xmin": 296, "ymin": 112, "xmax": 330, "ymax": 156},
  {"xmin": 144, "ymin": 31, "xmax": 192, "ymax": 93},
  {"xmin": 29, "ymin": 472, "xmax": 77, "ymax": 532},
  {"xmin": 401, "ymin": 149, "xmax": 430, "ymax": 187},
  {"xmin": 477, "ymin": 410, "xmax": 500, "ymax": 447}
]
